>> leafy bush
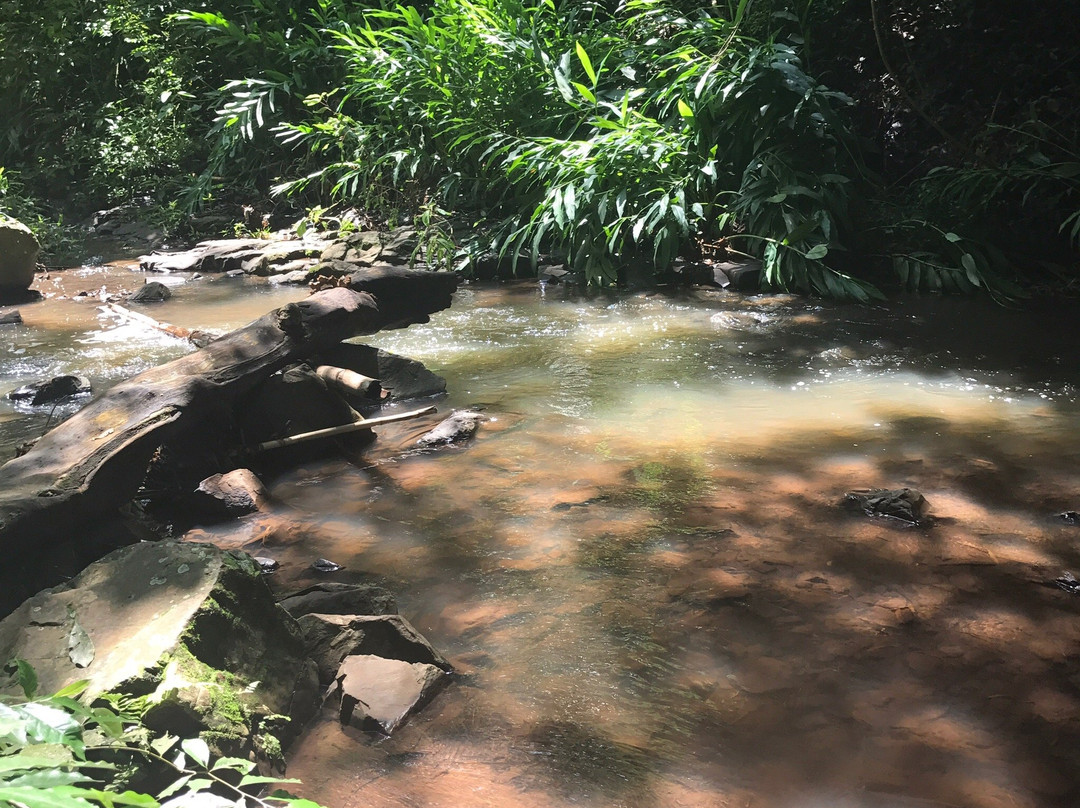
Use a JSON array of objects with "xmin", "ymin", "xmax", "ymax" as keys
[
  {"xmin": 269, "ymin": 0, "xmax": 881, "ymax": 296},
  {"xmin": 0, "ymin": 660, "xmax": 322, "ymax": 808}
]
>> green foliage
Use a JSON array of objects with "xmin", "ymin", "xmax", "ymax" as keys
[
  {"xmin": 170, "ymin": 0, "xmax": 373, "ymax": 210},
  {"xmin": 0, "ymin": 0, "xmax": 200, "ymax": 206},
  {"xmin": 0, "ymin": 169, "xmax": 85, "ymax": 263},
  {"xmin": 0, "ymin": 661, "xmax": 323, "ymax": 808},
  {"xmin": 270, "ymin": 0, "xmax": 875, "ymax": 295}
]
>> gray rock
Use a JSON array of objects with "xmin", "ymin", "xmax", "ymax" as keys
[
  {"xmin": 195, "ymin": 468, "xmax": 270, "ymax": 519},
  {"xmin": 0, "ymin": 309, "xmax": 22, "ymax": 325},
  {"xmin": 0, "ymin": 217, "xmax": 39, "ymax": 295},
  {"xmin": 334, "ymin": 654, "xmax": 449, "ymax": 734},
  {"xmin": 714, "ymin": 259, "xmax": 763, "ymax": 291},
  {"xmin": 268, "ymin": 270, "xmax": 313, "ymax": 285},
  {"xmin": 298, "ymin": 613, "xmax": 451, "ymax": 684},
  {"xmin": 378, "ymin": 227, "xmax": 418, "ymax": 265},
  {"xmin": 278, "ymin": 582, "xmax": 398, "ymax": 618},
  {"xmin": 128, "ymin": 281, "xmax": 172, "ymax": 303},
  {"xmin": 8, "ymin": 375, "xmax": 91, "ymax": 406},
  {"xmin": 417, "ymin": 410, "xmax": 485, "ymax": 447},
  {"xmin": 140, "ymin": 238, "xmax": 331, "ymax": 274},
  {"xmin": 0, "ymin": 543, "xmax": 317, "ymax": 758},
  {"xmin": 844, "ymin": 487, "xmax": 929, "ymax": 525}
]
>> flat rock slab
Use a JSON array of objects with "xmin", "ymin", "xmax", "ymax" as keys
[
  {"xmin": 140, "ymin": 237, "xmax": 331, "ymax": 275},
  {"xmin": 336, "ymin": 654, "xmax": 449, "ymax": 734},
  {"xmin": 298, "ymin": 613, "xmax": 451, "ymax": 684},
  {"xmin": 0, "ymin": 542, "xmax": 318, "ymax": 757},
  {"xmin": 278, "ymin": 582, "xmax": 398, "ymax": 619}
]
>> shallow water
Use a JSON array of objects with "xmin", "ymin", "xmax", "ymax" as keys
[{"xmin": 4, "ymin": 269, "xmax": 1080, "ymax": 808}]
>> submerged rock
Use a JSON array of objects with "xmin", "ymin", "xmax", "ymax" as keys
[
  {"xmin": 0, "ymin": 217, "xmax": 39, "ymax": 298},
  {"xmin": 417, "ymin": 409, "xmax": 485, "ymax": 447},
  {"xmin": 0, "ymin": 542, "xmax": 319, "ymax": 759},
  {"xmin": 844, "ymin": 487, "xmax": 929, "ymax": 525},
  {"xmin": 334, "ymin": 654, "xmax": 449, "ymax": 734}
]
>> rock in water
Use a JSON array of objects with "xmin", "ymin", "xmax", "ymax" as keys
[
  {"xmin": 298, "ymin": 613, "xmax": 451, "ymax": 684},
  {"xmin": 128, "ymin": 281, "xmax": 172, "ymax": 303},
  {"xmin": 8, "ymin": 375, "xmax": 92, "ymax": 406},
  {"xmin": 0, "ymin": 217, "xmax": 39, "ymax": 298},
  {"xmin": 195, "ymin": 468, "xmax": 270, "ymax": 519},
  {"xmin": 0, "ymin": 543, "xmax": 320, "ymax": 759},
  {"xmin": 334, "ymin": 654, "xmax": 449, "ymax": 734},
  {"xmin": 278, "ymin": 582, "xmax": 398, "ymax": 618},
  {"xmin": 417, "ymin": 410, "xmax": 485, "ymax": 447},
  {"xmin": 844, "ymin": 487, "xmax": 929, "ymax": 525}
]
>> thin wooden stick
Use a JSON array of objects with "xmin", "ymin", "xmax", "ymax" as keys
[
  {"xmin": 104, "ymin": 303, "xmax": 193, "ymax": 341},
  {"xmin": 255, "ymin": 405, "xmax": 437, "ymax": 452}
]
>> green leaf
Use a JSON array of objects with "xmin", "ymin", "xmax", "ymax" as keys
[
  {"xmin": 239, "ymin": 775, "xmax": 302, "ymax": 787},
  {"xmin": 0, "ymin": 785, "xmax": 95, "ymax": 808},
  {"xmin": 571, "ymin": 82, "xmax": 596, "ymax": 104},
  {"xmin": 575, "ymin": 41, "xmax": 597, "ymax": 85},
  {"xmin": 156, "ymin": 774, "xmax": 192, "ymax": 800},
  {"xmin": 805, "ymin": 244, "xmax": 828, "ymax": 260},
  {"xmin": 180, "ymin": 739, "xmax": 210, "ymax": 769},
  {"xmin": 149, "ymin": 735, "xmax": 178, "ymax": 757},
  {"xmin": 13, "ymin": 660, "xmax": 37, "ymax": 698},
  {"xmin": 944, "ymin": 232, "xmax": 962, "ymax": 243},
  {"xmin": 51, "ymin": 681, "xmax": 90, "ymax": 700},
  {"xmin": 209, "ymin": 757, "xmax": 254, "ymax": 774},
  {"xmin": 677, "ymin": 99, "xmax": 694, "ymax": 120},
  {"xmin": 67, "ymin": 613, "xmax": 95, "ymax": 669}
]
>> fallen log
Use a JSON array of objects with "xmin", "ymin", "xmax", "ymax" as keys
[
  {"xmin": 254, "ymin": 405, "xmax": 437, "ymax": 452},
  {"xmin": 0, "ymin": 268, "xmax": 459, "ymax": 614}
]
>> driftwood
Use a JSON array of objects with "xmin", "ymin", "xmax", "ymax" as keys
[
  {"xmin": 255, "ymin": 405, "xmax": 437, "ymax": 452},
  {"xmin": 0, "ymin": 267, "xmax": 458, "ymax": 613}
]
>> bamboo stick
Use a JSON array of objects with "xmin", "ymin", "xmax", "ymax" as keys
[
  {"xmin": 315, "ymin": 365, "xmax": 383, "ymax": 398},
  {"xmin": 254, "ymin": 405, "xmax": 437, "ymax": 452}
]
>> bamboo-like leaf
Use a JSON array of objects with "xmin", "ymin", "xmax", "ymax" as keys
[{"xmin": 575, "ymin": 41, "xmax": 597, "ymax": 85}]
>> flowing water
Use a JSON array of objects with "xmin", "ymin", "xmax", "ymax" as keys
[{"xmin": 4, "ymin": 263, "xmax": 1080, "ymax": 808}]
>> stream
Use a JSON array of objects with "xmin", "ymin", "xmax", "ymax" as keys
[{"xmin": 3, "ymin": 261, "xmax": 1080, "ymax": 808}]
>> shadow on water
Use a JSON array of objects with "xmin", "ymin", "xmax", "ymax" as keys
[
  {"xmin": 252, "ymin": 286, "xmax": 1080, "ymax": 808},
  {"xmin": 6, "ymin": 275, "xmax": 1080, "ymax": 807}
]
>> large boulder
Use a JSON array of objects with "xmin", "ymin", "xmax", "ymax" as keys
[
  {"xmin": 0, "ymin": 217, "xmax": 40, "ymax": 297},
  {"xmin": 0, "ymin": 542, "xmax": 320, "ymax": 762}
]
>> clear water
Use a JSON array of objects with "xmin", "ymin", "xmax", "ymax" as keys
[{"xmin": 4, "ymin": 267, "xmax": 1080, "ymax": 808}]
